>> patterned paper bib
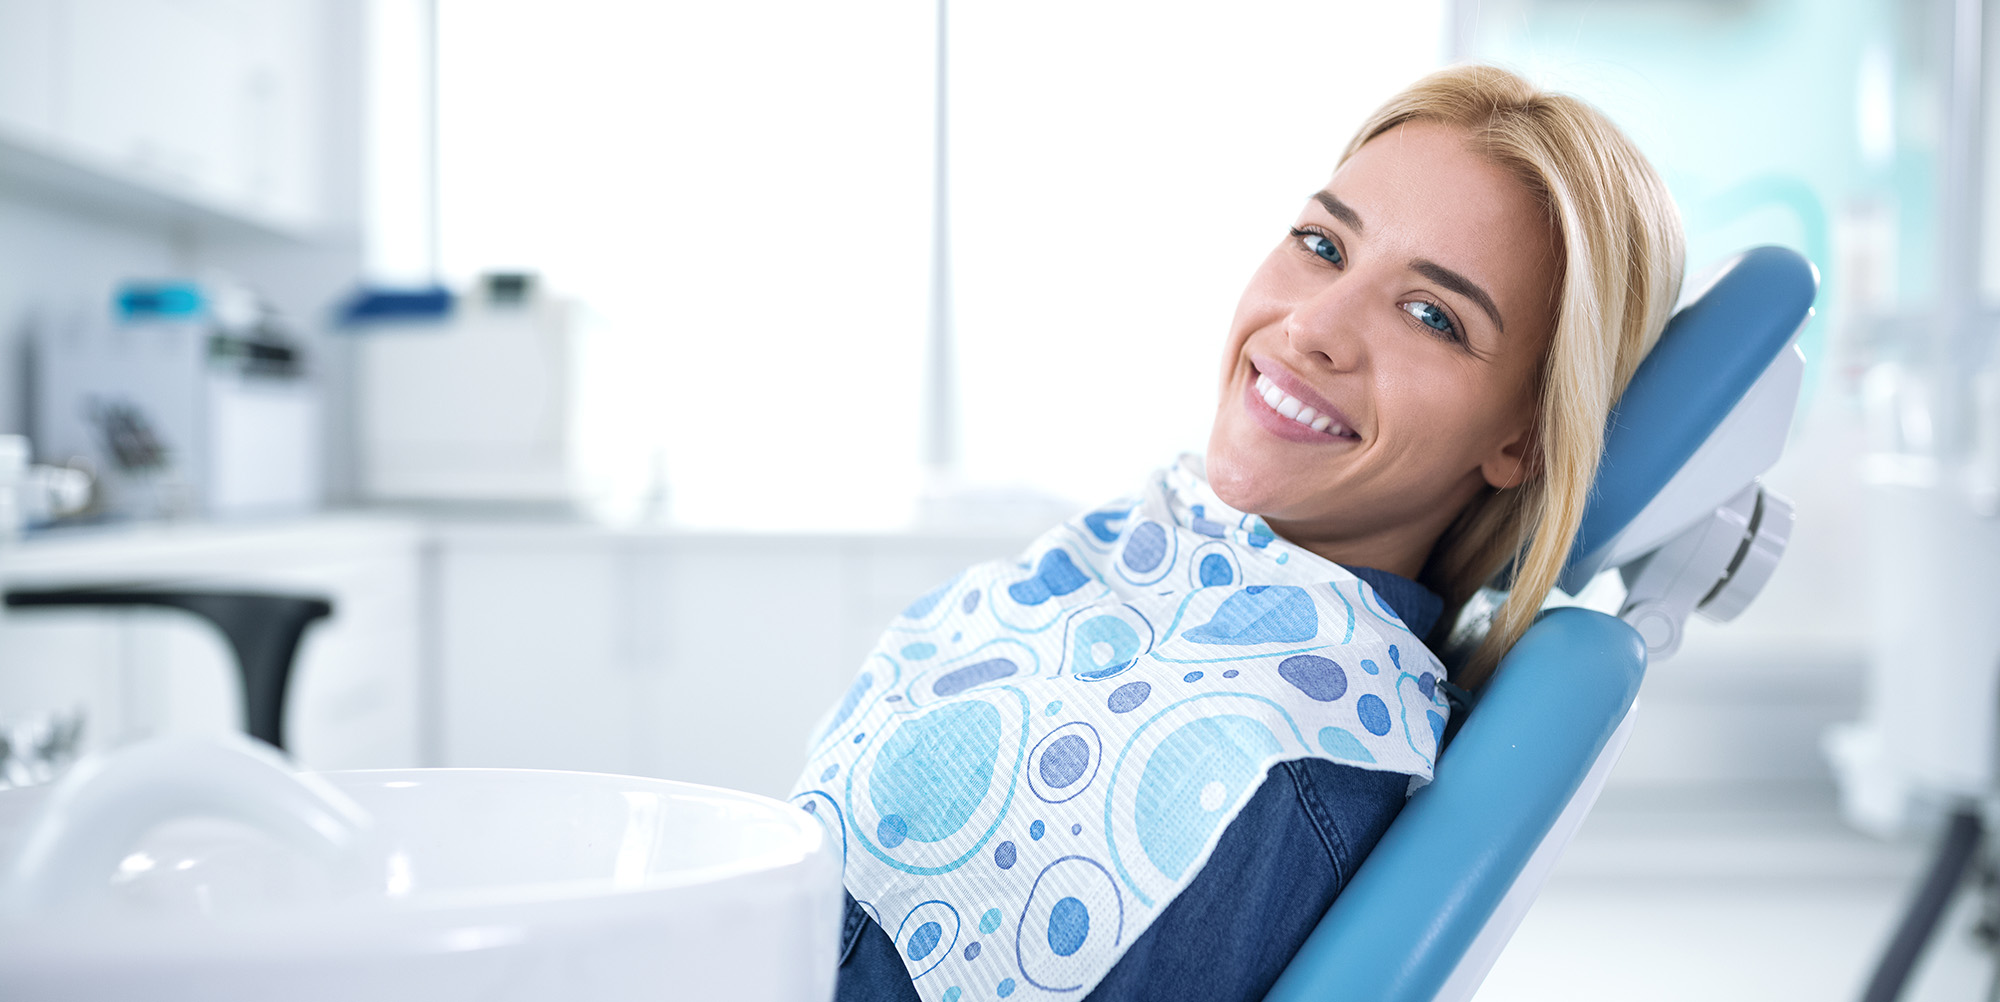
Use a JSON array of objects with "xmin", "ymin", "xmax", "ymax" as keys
[{"xmin": 790, "ymin": 456, "xmax": 1451, "ymax": 1001}]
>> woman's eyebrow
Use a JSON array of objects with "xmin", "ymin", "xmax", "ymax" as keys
[
  {"xmin": 1411, "ymin": 259, "xmax": 1504, "ymax": 333},
  {"xmin": 1311, "ymin": 190, "xmax": 1364, "ymax": 232}
]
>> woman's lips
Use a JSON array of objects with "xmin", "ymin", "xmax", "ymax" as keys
[
  {"xmin": 1255, "ymin": 373, "xmax": 1344, "ymax": 434},
  {"xmin": 1243, "ymin": 362, "xmax": 1360, "ymax": 444}
]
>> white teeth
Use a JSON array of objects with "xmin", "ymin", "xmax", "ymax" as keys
[{"xmin": 1253, "ymin": 372, "xmax": 1350, "ymax": 438}]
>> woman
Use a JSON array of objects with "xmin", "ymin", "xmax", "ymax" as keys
[{"xmin": 794, "ymin": 64, "xmax": 1684, "ymax": 1002}]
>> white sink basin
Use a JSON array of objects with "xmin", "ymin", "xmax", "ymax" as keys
[{"xmin": 0, "ymin": 738, "xmax": 841, "ymax": 1001}]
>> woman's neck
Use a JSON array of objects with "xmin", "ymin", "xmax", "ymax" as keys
[{"xmin": 1263, "ymin": 522, "xmax": 1430, "ymax": 580}]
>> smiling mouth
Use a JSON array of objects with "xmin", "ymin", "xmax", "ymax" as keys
[{"xmin": 1253, "ymin": 373, "xmax": 1356, "ymax": 438}]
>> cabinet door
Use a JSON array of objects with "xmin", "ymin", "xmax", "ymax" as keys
[
  {"xmin": 62, "ymin": 0, "xmax": 245, "ymax": 195},
  {"xmin": 0, "ymin": 0, "xmax": 60, "ymax": 140},
  {"xmin": 229, "ymin": 0, "xmax": 319, "ymax": 226},
  {"xmin": 53, "ymin": 0, "xmax": 319, "ymax": 226}
]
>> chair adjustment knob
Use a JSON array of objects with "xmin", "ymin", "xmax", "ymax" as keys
[{"xmin": 1616, "ymin": 483, "xmax": 1791, "ymax": 660}]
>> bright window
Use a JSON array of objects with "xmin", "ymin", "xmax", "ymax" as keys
[{"xmin": 426, "ymin": 1, "xmax": 1446, "ymax": 528}]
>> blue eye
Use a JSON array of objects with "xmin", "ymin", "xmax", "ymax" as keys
[
  {"xmin": 1290, "ymin": 228, "xmax": 1343, "ymax": 266},
  {"xmin": 1402, "ymin": 300, "xmax": 1459, "ymax": 338}
]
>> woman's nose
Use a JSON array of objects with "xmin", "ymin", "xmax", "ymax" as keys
[{"xmin": 1283, "ymin": 276, "xmax": 1371, "ymax": 372}]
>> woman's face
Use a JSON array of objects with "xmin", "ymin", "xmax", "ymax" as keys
[{"xmin": 1206, "ymin": 120, "xmax": 1560, "ymax": 576}]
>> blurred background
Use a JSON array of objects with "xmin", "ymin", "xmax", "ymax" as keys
[{"xmin": 0, "ymin": 0, "xmax": 1997, "ymax": 997}]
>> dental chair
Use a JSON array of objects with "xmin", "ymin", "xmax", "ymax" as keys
[{"xmin": 1265, "ymin": 246, "xmax": 1818, "ymax": 1002}]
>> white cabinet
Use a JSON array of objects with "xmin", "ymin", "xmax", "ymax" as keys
[
  {"xmin": 433, "ymin": 528, "xmax": 1030, "ymax": 798},
  {"xmin": 0, "ymin": 0, "xmax": 60, "ymax": 141},
  {"xmin": 0, "ymin": 518, "xmax": 1031, "ymax": 798},
  {"xmin": 0, "ymin": 0, "xmax": 323, "ymax": 233},
  {"xmin": 0, "ymin": 516, "xmax": 427, "ymax": 769}
]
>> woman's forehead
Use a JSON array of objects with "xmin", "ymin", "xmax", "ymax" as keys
[{"xmin": 1332, "ymin": 121, "xmax": 1528, "ymax": 219}]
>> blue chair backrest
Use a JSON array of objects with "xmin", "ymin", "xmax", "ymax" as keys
[
  {"xmin": 1264, "ymin": 247, "xmax": 1818, "ymax": 1002},
  {"xmin": 1568, "ymin": 247, "xmax": 1818, "ymax": 574}
]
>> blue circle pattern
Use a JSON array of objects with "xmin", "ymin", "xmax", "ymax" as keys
[
  {"xmin": 1015, "ymin": 855, "xmax": 1125, "ymax": 992},
  {"xmin": 879, "ymin": 815, "xmax": 910, "ymax": 848},
  {"xmin": 1106, "ymin": 682, "xmax": 1150, "ymax": 714},
  {"xmin": 908, "ymin": 922, "xmax": 942, "ymax": 961},
  {"xmin": 1356, "ymin": 694, "xmax": 1392, "ymax": 736},
  {"xmin": 1277, "ymin": 655, "xmax": 1346, "ymax": 702},
  {"xmin": 1132, "ymin": 715, "xmax": 1283, "ymax": 881},
  {"xmin": 1040, "ymin": 736, "xmax": 1090, "ymax": 787},
  {"xmin": 1048, "ymin": 897, "xmax": 1089, "ymax": 956},
  {"xmin": 847, "ymin": 687, "xmax": 1032, "ymax": 877},
  {"xmin": 1185, "ymin": 541, "xmax": 1242, "ymax": 591},
  {"xmin": 796, "ymin": 460, "xmax": 1448, "ymax": 998},
  {"xmin": 1122, "ymin": 522, "xmax": 1167, "ymax": 572},
  {"xmin": 893, "ymin": 900, "xmax": 961, "ymax": 980},
  {"xmin": 1026, "ymin": 722, "xmax": 1103, "ymax": 805},
  {"xmin": 869, "ymin": 702, "xmax": 1000, "ymax": 842},
  {"xmin": 1064, "ymin": 610, "xmax": 1149, "ymax": 681}
]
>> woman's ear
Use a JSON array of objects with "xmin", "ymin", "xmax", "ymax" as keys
[{"xmin": 1480, "ymin": 416, "xmax": 1540, "ymax": 490}]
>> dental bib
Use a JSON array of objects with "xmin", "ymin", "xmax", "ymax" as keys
[{"xmin": 791, "ymin": 456, "xmax": 1450, "ymax": 1001}]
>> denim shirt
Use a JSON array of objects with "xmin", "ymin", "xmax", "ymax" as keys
[{"xmin": 834, "ymin": 567, "xmax": 1441, "ymax": 1002}]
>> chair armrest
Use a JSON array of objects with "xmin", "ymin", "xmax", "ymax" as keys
[
  {"xmin": 1264, "ymin": 608, "xmax": 1646, "ymax": 1002},
  {"xmin": 4, "ymin": 588, "xmax": 334, "ymax": 751}
]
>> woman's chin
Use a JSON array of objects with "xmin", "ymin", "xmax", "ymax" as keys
[{"xmin": 1204, "ymin": 440, "xmax": 1299, "ymax": 518}]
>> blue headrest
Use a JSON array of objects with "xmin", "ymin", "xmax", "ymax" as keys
[{"xmin": 1564, "ymin": 246, "xmax": 1818, "ymax": 572}]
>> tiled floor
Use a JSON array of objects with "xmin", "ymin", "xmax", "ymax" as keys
[{"xmin": 1474, "ymin": 787, "xmax": 1992, "ymax": 1001}]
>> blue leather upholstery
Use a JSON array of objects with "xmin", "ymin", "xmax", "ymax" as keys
[
  {"xmin": 1566, "ymin": 246, "xmax": 1817, "ymax": 569},
  {"xmin": 1263, "ymin": 609, "xmax": 1646, "ymax": 1002}
]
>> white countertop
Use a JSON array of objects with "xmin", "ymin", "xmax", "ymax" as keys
[{"xmin": 1, "ymin": 509, "xmax": 1039, "ymax": 586}]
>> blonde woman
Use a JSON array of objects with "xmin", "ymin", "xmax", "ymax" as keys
[{"xmin": 799, "ymin": 64, "xmax": 1684, "ymax": 1002}]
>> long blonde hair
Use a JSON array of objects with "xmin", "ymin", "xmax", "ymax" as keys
[{"xmin": 1340, "ymin": 66, "xmax": 1685, "ymax": 686}]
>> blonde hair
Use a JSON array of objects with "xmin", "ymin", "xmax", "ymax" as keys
[{"xmin": 1339, "ymin": 65, "xmax": 1685, "ymax": 686}]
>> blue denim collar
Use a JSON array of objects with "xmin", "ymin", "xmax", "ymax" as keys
[{"xmin": 1339, "ymin": 565, "xmax": 1441, "ymax": 638}]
